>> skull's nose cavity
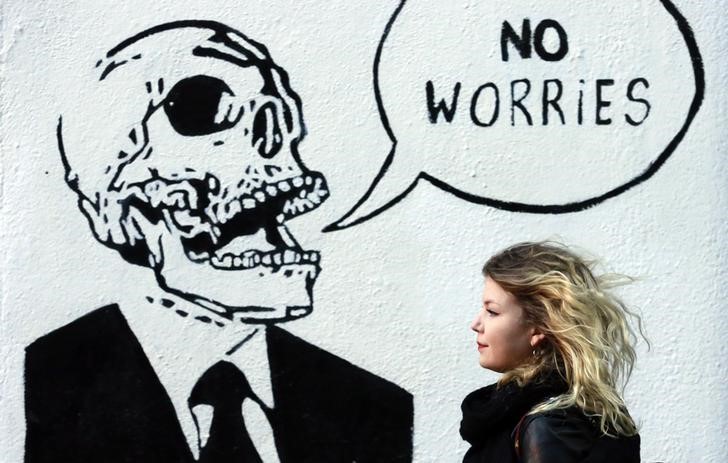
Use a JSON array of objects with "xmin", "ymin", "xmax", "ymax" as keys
[{"xmin": 252, "ymin": 101, "xmax": 282, "ymax": 159}]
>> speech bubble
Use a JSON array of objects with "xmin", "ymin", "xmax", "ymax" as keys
[{"xmin": 323, "ymin": 0, "xmax": 703, "ymax": 232}]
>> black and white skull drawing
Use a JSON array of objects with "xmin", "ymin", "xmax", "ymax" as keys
[{"xmin": 58, "ymin": 21, "xmax": 329, "ymax": 322}]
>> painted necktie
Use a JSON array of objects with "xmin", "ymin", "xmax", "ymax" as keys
[{"xmin": 189, "ymin": 360, "xmax": 263, "ymax": 463}]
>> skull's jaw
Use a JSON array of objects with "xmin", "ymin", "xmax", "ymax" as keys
[
  {"xmin": 155, "ymin": 261, "xmax": 320, "ymax": 323},
  {"xmin": 152, "ymin": 222, "xmax": 321, "ymax": 323},
  {"xmin": 121, "ymin": 170, "xmax": 329, "ymax": 323}
]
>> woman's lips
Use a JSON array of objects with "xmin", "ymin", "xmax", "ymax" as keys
[{"xmin": 477, "ymin": 342, "xmax": 488, "ymax": 351}]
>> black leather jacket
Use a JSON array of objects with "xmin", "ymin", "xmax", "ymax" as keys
[
  {"xmin": 517, "ymin": 407, "xmax": 640, "ymax": 463},
  {"xmin": 461, "ymin": 374, "xmax": 640, "ymax": 463}
]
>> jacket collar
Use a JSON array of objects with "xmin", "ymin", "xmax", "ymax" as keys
[{"xmin": 460, "ymin": 370, "xmax": 568, "ymax": 444}]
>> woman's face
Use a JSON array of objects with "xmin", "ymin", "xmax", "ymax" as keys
[{"xmin": 470, "ymin": 277, "xmax": 543, "ymax": 373}]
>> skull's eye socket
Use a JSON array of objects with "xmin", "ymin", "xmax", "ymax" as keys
[
  {"xmin": 252, "ymin": 101, "xmax": 282, "ymax": 159},
  {"xmin": 164, "ymin": 75, "xmax": 236, "ymax": 136}
]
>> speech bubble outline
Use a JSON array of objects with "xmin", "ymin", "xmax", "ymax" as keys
[{"xmin": 323, "ymin": 0, "xmax": 704, "ymax": 232}]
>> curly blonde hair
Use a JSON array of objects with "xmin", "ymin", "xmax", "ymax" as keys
[{"xmin": 483, "ymin": 241, "xmax": 647, "ymax": 437}]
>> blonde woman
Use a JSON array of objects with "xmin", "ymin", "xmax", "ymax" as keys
[{"xmin": 460, "ymin": 242, "xmax": 643, "ymax": 462}]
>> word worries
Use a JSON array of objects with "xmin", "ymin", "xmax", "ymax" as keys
[
  {"xmin": 426, "ymin": 78, "xmax": 651, "ymax": 127},
  {"xmin": 425, "ymin": 18, "xmax": 651, "ymax": 127}
]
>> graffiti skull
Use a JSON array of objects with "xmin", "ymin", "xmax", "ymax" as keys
[{"xmin": 58, "ymin": 21, "xmax": 329, "ymax": 322}]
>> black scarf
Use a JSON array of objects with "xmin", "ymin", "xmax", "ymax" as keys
[{"xmin": 460, "ymin": 371, "xmax": 569, "ymax": 445}]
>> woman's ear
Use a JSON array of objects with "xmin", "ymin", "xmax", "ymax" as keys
[{"xmin": 529, "ymin": 329, "xmax": 546, "ymax": 348}]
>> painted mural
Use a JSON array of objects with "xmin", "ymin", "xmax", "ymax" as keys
[
  {"xmin": 12, "ymin": 1, "xmax": 712, "ymax": 462},
  {"xmin": 25, "ymin": 22, "xmax": 412, "ymax": 463}
]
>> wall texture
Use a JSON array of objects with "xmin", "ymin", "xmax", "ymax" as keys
[{"xmin": 1, "ymin": 0, "xmax": 726, "ymax": 461}]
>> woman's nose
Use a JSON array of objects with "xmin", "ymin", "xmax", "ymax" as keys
[{"xmin": 470, "ymin": 313, "xmax": 482, "ymax": 332}]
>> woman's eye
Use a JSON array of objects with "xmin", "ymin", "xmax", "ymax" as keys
[{"xmin": 485, "ymin": 309, "xmax": 498, "ymax": 317}]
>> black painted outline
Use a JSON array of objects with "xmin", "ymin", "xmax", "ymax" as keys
[{"xmin": 323, "ymin": 0, "xmax": 705, "ymax": 232}]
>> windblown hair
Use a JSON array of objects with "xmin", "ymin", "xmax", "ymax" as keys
[{"xmin": 483, "ymin": 241, "xmax": 646, "ymax": 437}]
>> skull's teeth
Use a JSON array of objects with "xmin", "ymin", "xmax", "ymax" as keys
[
  {"xmin": 280, "ymin": 175, "xmax": 329, "ymax": 220},
  {"xmin": 208, "ymin": 249, "xmax": 320, "ymax": 270},
  {"xmin": 228, "ymin": 200, "xmax": 241, "ymax": 220},
  {"xmin": 207, "ymin": 176, "xmax": 219, "ymax": 192},
  {"xmin": 209, "ymin": 174, "xmax": 325, "ymax": 225},
  {"xmin": 282, "ymin": 188, "xmax": 329, "ymax": 220},
  {"xmin": 187, "ymin": 250, "xmax": 210, "ymax": 262}
]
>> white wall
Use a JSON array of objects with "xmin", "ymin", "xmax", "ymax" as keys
[{"xmin": 2, "ymin": 0, "xmax": 726, "ymax": 461}]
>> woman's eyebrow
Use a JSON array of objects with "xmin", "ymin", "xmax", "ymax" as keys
[{"xmin": 482, "ymin": 299, "xmax": 500, "ymax": 306}]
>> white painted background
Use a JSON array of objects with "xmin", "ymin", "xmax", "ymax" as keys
[{"xmin": 1, "ymin": 0, "xmax": 726, "ymax": 461}]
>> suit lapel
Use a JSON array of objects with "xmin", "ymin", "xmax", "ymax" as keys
[
  {"xmin": 79, "ymin": 305, "xmax": 195, "ymax": 463},
  {"xmin": 266, "ymin": 325, "xmax": 356, "ymax": 462}
]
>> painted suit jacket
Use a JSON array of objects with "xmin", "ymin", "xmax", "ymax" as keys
[{"xmin": 25, "ymin": 304, "xmax": 413, "ymax": 463}]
